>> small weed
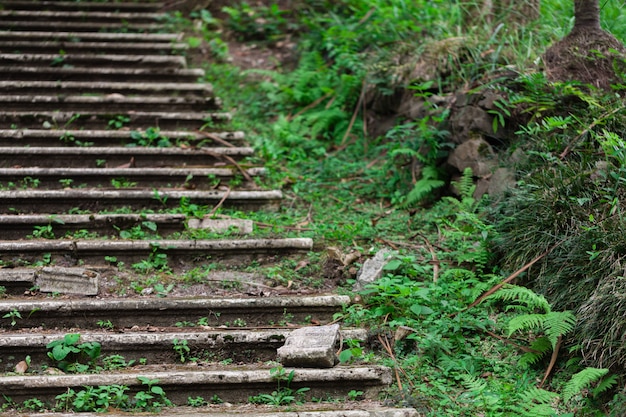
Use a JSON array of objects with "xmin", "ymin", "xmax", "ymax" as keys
[
  {"xmin": 97, "ymin": 320, "xmax": 114, "ymax": 330},
  {"xmin": 3, "ymin": 309, "xmax": 22, "ymax": 327},
  {"xmin": 46, "ymin": 333, "xmax": 101, "ymax": 373},
  {"xmin": 111, "ymin": 178, "xmax": 137, "ymax": 189},
  {"xmin": 108, "ymin": 115, "xmax": 130, "ymax": 130},
  {"xmin": 187, "ymin": 396, "xmax": 207, "ymax": 407},
  {"xmin": 102, "ymin": 354, "xmax": 135, "ymax": 371},
  {"xmin": 172, "ymin": 338, "xmax": 192, "ymax": 363},
  {"xmin": 249, "ymin": 366, "xmax": 310, "ymax": 405}
]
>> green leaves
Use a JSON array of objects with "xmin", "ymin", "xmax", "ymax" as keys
[{"xmin": 46, "ymin": 333, "xmax": 101, "ymax": 373}]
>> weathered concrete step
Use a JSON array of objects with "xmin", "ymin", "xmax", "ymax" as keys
[
  {"xmin": 0, "ymin": 129, "xmax": 246, "ymax": 147},
  {"xmin": 0, "ymin": 189, "xmax": 282, "ymax": 212},
  {"xmin": 0, "ymin": 20, "xmax": 161, "ymax": 33},
  {"xmin": 0, "ymin": 167, "xmax": 265, "ymax": 189},
  {"xmin": 0, "ymin": 30, "xmax": 181, "ymax": 42},
  {"xmin": 0, "ymin": 328, "xmax": 368, "ymax": 371},
  {"xmin": 0, "ymin": 295, "xmax": 345, "ymax": 329},
  {"xmin": 0, "ymin": 53, "xmax": 187, "ymax": 69},
  {"xmin": 0, "ymin": 237, "xmax": 310, "ymax": 266},
  {"xmin": 0, "ymin": 366, "xmax": 393, "ymax": 405},
  {"xmin": 20, "ymin": 408, "xmax": 418, "ymax": 417},
  {"xmin": 0, "ymin": 111, "xmax": 229, "ymax": 130},
  {"xmin": 0, "ymin": 213, "xmax": 256, "ymax": 240},
  {"xmin": 0, "ymin": 213, "xmax": 191, "ymax": 239},
  {"xmin": 0, "ymin": 81, "xmax": 212, "ymax": 96},
  {"xmin": 0, "ymin": 10, "xmax": 163, "ymax": 24},
  {"xmin": 0, "ymin": 95, "xmax": 218, "ymax": 113},
  {"xmin": 0, "ymin": 66, "xmax": 205, "ymax": 83},
  {"xmin": 0, "ymin": 110, "xmax": 231, "ymax": 130},
  {"xmin": 0, "ymin": 146, "xmax": 252, "ymax": 167},
  {"xmin": 0, "ymin": 40, "xmax": 188, "ymax": 55},
  {"xmin": 1, "ymin": 1, "xmax": 164, "ymax": 13}
]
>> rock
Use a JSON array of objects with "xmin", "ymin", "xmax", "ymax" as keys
[
  {"xmin": 487, "ymin": 167, "xmax": 516, "ymax": 196},
  {"xmin": 35, "ymin": 267, "xmax": 99, "ymax": 296},
  {"xmin": 276, "ymin": 324, "xmax": 340, "ymax": 368},
  {"xmin": 354, "ymin": 249, "xmax": 397, "ymax": 292},
  {"xmin": 449, "ymin": 105, "xmax": 500, "ymax": 144},
  {"xmin": 447, "ymin": 138, "xmax": 496, "ymax": 177}
]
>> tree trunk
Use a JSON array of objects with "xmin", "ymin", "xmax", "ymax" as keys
[{"xmin": 573, "ymin": 0, "xmax": 601, "ymax": 31}]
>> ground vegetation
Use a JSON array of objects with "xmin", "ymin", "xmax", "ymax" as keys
[{"xmin": 158, "ymin": 0, "xmax": 626, "ymax": 414}]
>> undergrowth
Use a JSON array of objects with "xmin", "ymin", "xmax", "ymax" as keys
[{"xmin": 176, "ymin": 0, "xmax": 626, "ymax": 414}]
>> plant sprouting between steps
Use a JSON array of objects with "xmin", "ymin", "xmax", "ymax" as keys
[
  {"xmin": 46, "ymin": 333, "xmax": 101, "ymax": 373},
  {"xmin": 249, "ymin": 366, "xmax": 310, "ymax": 405}
]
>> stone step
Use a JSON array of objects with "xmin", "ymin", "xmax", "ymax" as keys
[
  {"xmin": 0, "ymin": 95, "xmax": 219, "ymax": 113},
  {"xmin": 3, "ymin": 407, "xmax": 418, "ymax": 417},
  {"xmin": 0, "ymin": 237, "xmax": 311, "ymax": 266},
  {"xmin": 1, "ymin": 1, "xmax": 164, "ymax": 13},
  {"xmin": 0, "ymin": 166, "xmax": 266, "ymax": 190},
  {"xmin": 0, "ymin": 328, "xmax": 368, "ymax": 372},
  {"xmin": 0, "ymin": 189, "xmax": 283, "ymax": 213},
  {"xmin": 0, "ymin": 20, "xmax": 161, "ymax": 33},
  {"xmin": 0, "ymin": 53, "xmax": 187, "ymax": 69},
  {"xmin": 0, "ymin": 111, "xmax": 229, "ymax": 130},
  {"xmin": 0, "ymin": 213, "xmax": 258, "ymax": 240},
  {"xmin": 0, "ymin": 129, "xmax": 246, "ymax": 147},
  {"xmin": 0, "ymin": 31, "xmax": 181, "ymax": 43},
  {"xmin": 0, "ymin": 66, "xmax": 205, "ymax": 83},
  {"xmin": 0, "ymin": 295, "xmax": 343, "ymax": 329},
  {"xmin": 0, "ymin": 146, "xmax": 253, "ymax": 167},
  {"xmin": 0, "ymin": 10, "xmax": 163, "ymax": 24},
  {"xmin": 0, "ymin": 81, "xmax": 213, "ymax": 96},
  {"xmin": 0, "ymin": 366, "xmax": 393, "ymax": 405},
  {"xmin": 0, "ymin": 40, "xmax": 188, "ymax": 55}
]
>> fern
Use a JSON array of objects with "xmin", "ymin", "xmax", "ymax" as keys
[
  {"xmin": 400, "ymin": 165, "xmax": 445, "ymax": 207},
  {"xmin": 562, "ymin": 367, "xmax": 609, "ymax": 403},
  {"xmin": 518, "ymin": 337, "xmax": 552, "ymax": 366},
  {"xmin": 487, "ymin": 284, "xmax": 552, "ymax": 313},
  {"xmin": 460, "ymin": 373, "xmax": 487, "ymax": 393},
  {"xmin": 507, "ymin": 314, "xmax": 548, "ymax": 337},
  {"xmin": 543, "ymin": 311, "xmax": 576, "ymax": 348},
  {"xmin": 592, "ymin": 373, "xmax": 618, "ymax": 398},
  {"xmin": 508, "ymin": 387, "xmax": 559, "ymax": 416}
]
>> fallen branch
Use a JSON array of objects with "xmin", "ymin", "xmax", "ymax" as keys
[
  {"xmin": 457, "ymin": 241, "xmax": 561, "ymax": 315},
  {"xmin": 207, "ymin": 187, "xmax": 231, "ymax": 217},
  {"xmin": 539, "ymin": 335, "xmax": 562, "ymax": 388}
]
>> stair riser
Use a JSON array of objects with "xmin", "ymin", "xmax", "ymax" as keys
[
  {"xmin": 0, "ymin": 70, "xmax": 203, "ymax": 83},
  {"xmin": 0, "ymin": 42, "xmax": 186, "ymax": 55},
  {"xmin": 0, "ymin": 54, "xmax": 186, "ymax": 69},
  {"xmin": 0, "ymin": 100, "xmax": 218, "ymax": 113},
  {"xmin": 0, "ymin": 367, "xmax": 391, "ymax": 405},
  {"xmin": 0, "ymin": 114, "xmax": 227, "ymax": 131},
  {"xmin": 2, "ymin": 1, "xmax": 163, "ymax": 13},
  {"xmin": 0, "ymin": 173, "xmax": 260, "ymax": 191}
]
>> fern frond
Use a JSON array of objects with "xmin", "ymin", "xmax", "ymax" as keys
[
  {"xmin": 518, "ymin": 337, "xmax": 550, "ymax": 367},
  {"xmin": 508, "ymin": 403, "xmax": 557, "ymax": 417},
  {"xmin": 563, "ymin": 367, "xmax": 609, "ymax": 403},
  {"xmin": 487, "ymin": 284, "xmax": 551, "ymax": 313},
  {"xmin": 543, "ymin": 311, "xmax": 576, "ymax": 348},
  {"xmin": 401, "ymin": 175, "xmax": 445, "ymax": 208},
  {"xmin": 454, "ymin": 167, "xmax": 475, "ymax": 200},
  {"xmin": 507, "ymin": 313, "xmax": 546, "ymax": 337},
  {"xmin": 518, "ymin": 387, "xmax": 559, "ymax": 405},
  {"xmin": 592, "ymin": 373, "xmax": 618, "ymax": 398},
  {"xmin": 460, "ymin": 373, "xmax": 487, "ymax": 393}
]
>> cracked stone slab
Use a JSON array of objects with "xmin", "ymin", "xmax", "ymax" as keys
[
  {"xmin": 35, "ymin": 266, "xmax": 98, "ymax": 295},
  {"xmin": 354, "ymin": 249, "xmax": 397, "ymax": 292},
  {"xmin": 277, "ymin": 324, "xmax": 340, "ymax": 368},
  {"xmin": 187, "ymin": 217, "xmax": 254, "ymax": 234}
]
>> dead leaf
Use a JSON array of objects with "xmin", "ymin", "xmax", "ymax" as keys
[{"xmin": 14, "ymin": 360, "xmax": 28, "ymax": 374}]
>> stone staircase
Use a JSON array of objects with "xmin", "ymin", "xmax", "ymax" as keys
[{"xmin": 0, "ymin": 1, "xmax": 417, "ymax": 416}]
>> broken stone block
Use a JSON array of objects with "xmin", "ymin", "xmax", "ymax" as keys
[
  {"xmin": 277, "ymin": 324, "xmax": 340, "ymax": 368},
  {"xmin": 354, "ymin": 249, "xmax": 397, "ymax": 292},
  {"xmin": 0, "ymin": 268, "xmax": 36, "ymax": 286},
  {"xmin": 186, "ymin": 217, "xmax": 253, "ymax": 234},
  {"xmin": 35, "ymin": 267, "xmax": 98, "ymax": 296}
]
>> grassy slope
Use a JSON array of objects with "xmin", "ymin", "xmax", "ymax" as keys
[{"xmin": 190, "ymin": 1, "xmax": 626, "ymax": 415}]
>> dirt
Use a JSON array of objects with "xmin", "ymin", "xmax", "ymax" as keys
[{"xmin": 543, "ymin": 25, "xmax": 626, "ymax": 90}]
